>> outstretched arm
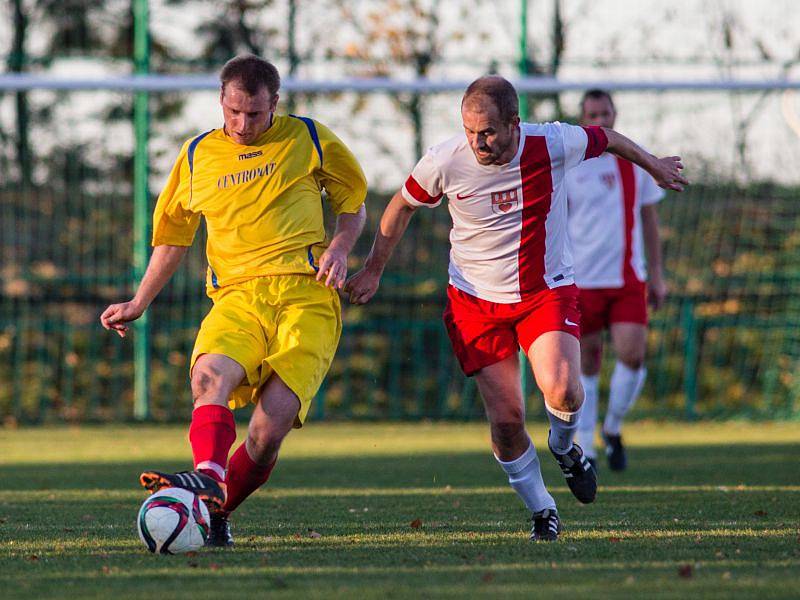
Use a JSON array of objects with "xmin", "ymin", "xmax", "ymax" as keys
[
  {"xmin": 345, "ymin": 191, "xmax": 418, "ymax": 304},
  {"xmin": 316, "ymin": 204, "xmax": 367, "ymax": 289},
  {"xmin": 100, "ymin": 244, "xmax": 188, "ymax": 337},
  {"xmin": 603, "ymin": 128, "xmax": 689, "ymax": 192}
]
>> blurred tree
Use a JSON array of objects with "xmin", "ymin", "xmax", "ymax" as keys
[
  {"xmin": 1, "ymin": 0, "xmax": 184, "ymax": 189},
  {"xmin": 165, "ymin": 0, "xmax": 278, "ymax": 66},
  {"xmin": 706, "ymin": 5, "xmax": 800, "ymax": 181},
  {"xmin": 328, "ymin": 0, "xmax": 450, "ymax": 160},
  {"xmin": 519, "ymin": 0, "xmax": 568, "ymax": 120}
]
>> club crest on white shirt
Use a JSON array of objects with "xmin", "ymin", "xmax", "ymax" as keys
[
  {"xmin": 600, "ymin": 172, "xmax": 616, "ymax": 190},
  {"xmin": 490, "ymin": 188, "xmax": 519, "ymax": 214}
]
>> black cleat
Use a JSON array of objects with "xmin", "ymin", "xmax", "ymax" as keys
[
  {"xmin": 530, "ymin": 508, "xmax": 561, "ymax": 542},
  {"xmin": 602, "ymin": 431, "xmax": 627, "ymax": 471},
  {"xmin": 549, "ymin": 438, "xmax": 597, "ymax": 504},
  {"xmin": 206, "ymin": 512, "xmax": 234, "ymax": 548},
  {"xmin": 139, "ymin": 469, "xmax": 227, "ymax": 513},
  {"xmin": 586, "ymin": 455, "xmax": 599, "ymax": 474}
]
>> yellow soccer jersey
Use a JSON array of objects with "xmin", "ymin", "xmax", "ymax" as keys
[{"xmin": 152, "ymin": 114, "xmax": 367, "ymax": 291}]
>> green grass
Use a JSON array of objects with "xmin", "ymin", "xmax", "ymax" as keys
[{"xmin": 1, "ymin": 422, "xmax": 799, "ymax": 599}]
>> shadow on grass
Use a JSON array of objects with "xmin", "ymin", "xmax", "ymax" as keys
[
  {"xmin": 4, "ymin": 443, "xmax": 799, "ymax": 492},
  {"xmin": 3, "ymin": 444, "xmax": 799, "ymax": 599}
]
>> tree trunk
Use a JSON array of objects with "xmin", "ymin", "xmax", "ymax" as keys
[{"xmin": 10, "ymin": 0, "xmax": 32, "ymax": 187}]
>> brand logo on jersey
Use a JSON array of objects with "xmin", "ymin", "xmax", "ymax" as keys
[
  {"xmin": 217, "ymin": 162, "xmax": 277, "ymax": 189},
  {"xmin": 600, "ymin": 172, "xmax": 616, "ymax": 189},
  {"xmin": 490, "ymin": 188, "xmax": 519, "ymax": 214},
  {"xmin": 456, "ymin": 191, "xmax": 479, "ymax": 200},
  {"xmin": 238, "ymin": 150, "xmax": 263, "ymax": 160}
]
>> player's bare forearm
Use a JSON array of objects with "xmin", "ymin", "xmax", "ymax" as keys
[
  {"xmin": 641, "ymin": 205, "xmax": 663, "ymax": 280},
  {"xmin": 363, "ymin": 191, "xmax": 417, "ymax": 274},
  {"xmin": 603, "ymin": 128, "xmax": 689, "ymax": 192},
  {"xmin": 641, "ymin": 204, "xmax": 667, "ymax": 309},
  {"xmin": 132, "ymin": 245, "xmax": 189, "ymax": 309},
  {"xmin": 345, "ymin": 192, "xmax": 416, "ymax": 304},
  {"xmin": 100, "ymin": 244, "xmax": 188, "ymax": 336},
  {"xmin": 328, "ymin": 204, "xmax": 367, "ymax": 256},
  {"xmin": 316, "ymin": 205, "xmax": 366, "ymax": 289}
]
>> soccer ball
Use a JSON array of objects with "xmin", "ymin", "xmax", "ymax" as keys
[{"xmin": 137, "ymin": 487, "xmax": 210, "ymax": 554}]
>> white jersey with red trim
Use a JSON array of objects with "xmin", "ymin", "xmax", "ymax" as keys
[
  {"xmin": 566, "ymin": 153, "xmax": 664, "ymax": 289},
  {"xmin": 401, "ymin": 122, "xmax": 607, "ymax": 303}
]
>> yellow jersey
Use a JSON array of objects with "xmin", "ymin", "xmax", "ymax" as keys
[{"xmin": 152, "ymin": 114, "xmax": 367, "ymax": 291}]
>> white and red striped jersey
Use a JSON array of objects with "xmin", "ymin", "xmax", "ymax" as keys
[
  {"xmin": 402, "ymin": 122, "xmax": 607, "ymax": 303},
  {"xmin": 566, "ymin": 153, "xmax": 664, "ymax": 289}
]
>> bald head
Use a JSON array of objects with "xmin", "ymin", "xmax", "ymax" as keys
[
  {"xmin": 462, "ymin": 76, "xmax": 519, "ymax": 124},
  {"xmin": 461, "ymin": 76, "xmax": 521, "ymax": 166}
]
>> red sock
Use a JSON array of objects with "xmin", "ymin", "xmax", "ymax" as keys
[
  {"xmin": 223, "ymin": 442, "xmax": 276, "ymax": 514},
  {"xmin": 188, "ymin": 404, "xmax": 236, "ymax": 483}
]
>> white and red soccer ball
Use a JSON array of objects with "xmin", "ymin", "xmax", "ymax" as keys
[{"xmin": 137, "ymin": 487, "xmax": 210, "ymax": 554}]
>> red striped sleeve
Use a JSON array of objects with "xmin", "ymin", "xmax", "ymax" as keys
[
  {"xmin": 582, "ymin": 126, "xmax": 608, "ymax": 159},
  {"xmin": 403, "ymin": 175, "xmax": 442, "ymax": 205}
]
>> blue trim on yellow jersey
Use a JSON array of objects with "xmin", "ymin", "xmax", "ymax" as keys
[
  {"xmin": 209, "ymin": 266, "xmax": 220, "ymax": 289},
  {"xmin": 307, "ymin": 247, "xmax": 319, "ymax": 272},
  {"xmin": 187, "ymin": 129, "xmax": 214, "ymax": 175},
  {"xmin": 289, "ymin": 115, "xmax": 323, "ymax": 167}
]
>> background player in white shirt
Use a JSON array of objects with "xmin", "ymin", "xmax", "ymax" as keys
[
  {"xmin": 566, "ymin": 90, "xmax": 667, "ymax": 472},
  {"xmin": 347, "ymin": 77, "xmax": 686, "ymax": 541}
]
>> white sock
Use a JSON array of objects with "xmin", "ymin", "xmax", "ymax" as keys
[
  {"xmin": 603, "ymin": 362, "xmax": 647, "ymax": 435},
  {"xmin": 496, "ymin": 441, "xmax": 556, "ymax": 513},
  {"xmin": 577, "ymin": 374, "xmax": 599, "ymax": 458},
  {"xmin": 545, "ymin": 403, "xmax": 581, "ymax": 454}
]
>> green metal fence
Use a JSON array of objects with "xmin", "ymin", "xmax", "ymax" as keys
[
  {"xmin": 2, "ymin": 1, "xmax": 800, "ymax": 423},
  {"xmin": 2, "ymin": 180, "xmax": 799, "ymax": 423}
]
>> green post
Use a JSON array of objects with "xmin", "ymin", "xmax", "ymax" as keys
[
  {"xmin": 518, "ymin": 0, "xmax": 530, "ymax": 403},
  {"xmin": 681, "ymin": 300, "xmax": 698, "ymax": 420},
  {"xmin": 133, "ymin": 0, "xmax": 151, "ymax": 420},
  {"xmin": 518, "ymin": 0, "xmax": 529, "ymax": 121}
]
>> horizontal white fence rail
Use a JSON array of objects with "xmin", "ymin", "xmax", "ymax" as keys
[{"xmin": 1, "ymin": 74, "xmax": 799, "ymax": 93}]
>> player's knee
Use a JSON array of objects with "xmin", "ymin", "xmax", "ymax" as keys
[
  {"xmin": 618, "ymin": 351, "xmax": 645, "ymax": 370},
  {"xmin": 191, "ymin": 365, "xmax": 230, "ymax": 403},
  {"xmin": 543, "ymin": 381, "xmax": 583, "ymax": 413},
  {"xmin": 489, "ymin": 411, "xmax": 526, "ymax": 450}
]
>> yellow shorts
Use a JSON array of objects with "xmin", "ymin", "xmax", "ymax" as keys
[{"xmin": 190, "ymin": 274, "xmax": 342, "ymax": 426}]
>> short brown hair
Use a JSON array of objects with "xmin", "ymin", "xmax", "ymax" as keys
[
  {"xmin": 220, "ymin": 54, "xmax": 280, "ymax": 96},
  {"xmin": 462, "ymin": 76, "xmax": 519, "ymax": 123},
  {"xmin": 580, "ymin": 89, "xmax": 615, "ymax": 113}
]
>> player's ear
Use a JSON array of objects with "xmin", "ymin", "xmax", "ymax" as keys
[
  {"xmin": 219, "ymin": 85, "xmax": 225, "ymax": 105},
  {"xmin": 270, "ymin": 93, "xmax": 280, "ymax": 112}
]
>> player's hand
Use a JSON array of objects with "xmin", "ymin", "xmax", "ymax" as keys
[
  {"xmin": 316, "ymin": 247, "xmax": 349, "ymax": 289},
  {"xmin": 648, "ymin": 276, "xmax": 668, "ymax": 310},
  {"xmin": 650, "ymin": 156, "xmax": 689, "ymax": 192},
  {"xmin": 100, "ymin": 300, "xmax": 145, "ymax": 338},
  {"xmin": 345, "ymin": 267, "xmax": 382, "ymax": 304}
]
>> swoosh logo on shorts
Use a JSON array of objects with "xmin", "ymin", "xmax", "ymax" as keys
[
  {"xmin": 455, "ymin": 192, "xmax": 479, "ymax": 200},
  {"xmin": 564, "ymin": 318, "xmax": 579, "ymax": 327}
]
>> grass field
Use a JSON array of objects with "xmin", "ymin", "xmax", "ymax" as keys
[{"xmin": 1, "ymin": 422, "xmax": 799, "ymax": 599}]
